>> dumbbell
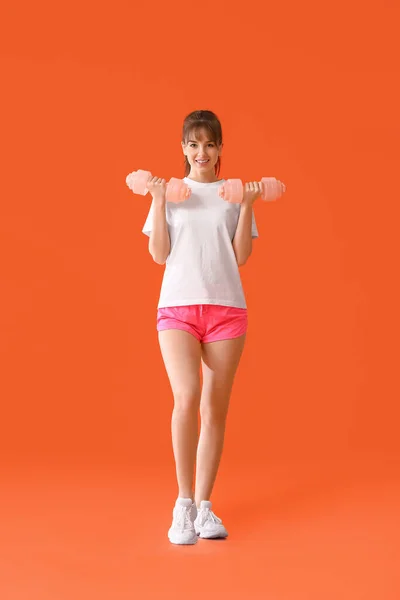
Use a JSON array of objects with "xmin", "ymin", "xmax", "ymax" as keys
[
  {"xmin": 218, "ymin": 177, "xmax": 286, "ymax": 204},
  {"xmin": 126, "ymin": 169, "xmax": 192, "ymax": 203}
]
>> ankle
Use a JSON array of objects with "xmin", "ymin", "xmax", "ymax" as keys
[
  {"xmin": 195, "ymin": 498, "xmax": 210, "ymax": 507},
  {"xmin": 178, "ymin": 491, "xmax": 195, "ymax": 502}
]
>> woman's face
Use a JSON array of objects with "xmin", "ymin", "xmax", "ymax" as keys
[{"xmin": 182, "ymin": 128, "xmax": 222, "ymax": 178}]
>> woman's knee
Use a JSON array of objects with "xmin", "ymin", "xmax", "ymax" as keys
[
  {"xmin": 173, "ymin": 389, "xmax": 200, "ymax": 414},
  {"xmin": 200, "ymin": 403, "xmax": 229, "ymax": 426}
]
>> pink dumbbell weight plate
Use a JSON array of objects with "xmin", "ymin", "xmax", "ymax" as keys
[
  {"xmin": 218, "ymin": 179, "xmax": 244, "ymax": 203},
  {"xmin": 126, "ymin": 170, "xmax": 152, "ymax": 195},
  {"xmin": 261, "ymin": 177, "xmax": 286, "ymax": 200},
  {"xmin": 166, "ymin": 178, "xmax": 192, "ymax": 203}
]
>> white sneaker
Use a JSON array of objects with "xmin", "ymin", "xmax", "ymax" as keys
[
  {"xmin": 194, "ymin": 500, "xmax": 228, "ymax": 539},
  {"xmin": 168, "ymin": 498, "xmax": 198, "ymax": 545}
]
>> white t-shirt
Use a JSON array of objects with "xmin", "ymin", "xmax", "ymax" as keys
[{"xmin": 142, "ymin": 177, "xmax": 259, "ymax": 309}]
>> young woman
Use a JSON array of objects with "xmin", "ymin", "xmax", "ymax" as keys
[{"xmin": 142, "ymin": 110, "xmax": 261, "ymax": 545}]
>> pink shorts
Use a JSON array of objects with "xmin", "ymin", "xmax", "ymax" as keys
[{"xmin": 157, "ymin": 304, "xmax": 248, "ymax": 343}]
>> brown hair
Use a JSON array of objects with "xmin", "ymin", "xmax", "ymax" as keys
[{"xmin": 182, "ymin": 110, "xmax": 223, "ymax": 177}]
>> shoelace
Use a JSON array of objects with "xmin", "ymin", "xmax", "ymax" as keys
[
  {"xmin": 174, "ymin": 505, "xmax": 194, "ymax": 531},
  {"xmin": 198, "ymin": 507, "xmax": 222, "ymax": 526}
]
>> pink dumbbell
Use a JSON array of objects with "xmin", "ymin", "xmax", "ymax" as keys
[
  {"xmin": 218, "ymin": 177, "xmax": 286, "ymax": 204},
  {"xmin": 126, "ymin": 169, "xmax": 192, "ymax": 203}
]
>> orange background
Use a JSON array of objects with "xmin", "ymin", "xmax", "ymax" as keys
[{"xmin": 1, "ymin": 1, "xmax": 399, "ymax": 598}]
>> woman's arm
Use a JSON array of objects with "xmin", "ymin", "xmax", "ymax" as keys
[
  {"xmin": 232, "ymin": 204, "xmax": 253, "ymax": 266},
  {"xmin": 149, "ymin": 201, "xmax": 171, "ymax": 264}
]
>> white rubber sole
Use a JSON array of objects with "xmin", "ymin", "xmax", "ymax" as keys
[
  {"xmin": 168, "ymin": 529, "xmax": 198, "ymax": 545},
  {"xmin": 194, "ymin": 525, "xmax": 229, "ymax": 539}
]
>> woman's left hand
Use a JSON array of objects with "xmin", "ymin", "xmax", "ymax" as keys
[{"xmin": 242, "ymin": 181, "xmax": 263, "ymax": 207}]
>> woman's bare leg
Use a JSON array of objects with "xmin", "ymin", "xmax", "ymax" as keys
[
  {"xmin": 158, "ymin": 329, "xmax": 202, "ymax": 500},
  {"xmin": 195, "ymin": 334, "xmax": 246, "ymax": 506}
]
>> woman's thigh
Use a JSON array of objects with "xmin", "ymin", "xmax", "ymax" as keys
[
  {"xmin": 200, "ymin": 334, "xmax": 246, "ymax": 408},
  {"xmin": 158, "ymin": 329, "xmax": 202, "ymax": 407}
]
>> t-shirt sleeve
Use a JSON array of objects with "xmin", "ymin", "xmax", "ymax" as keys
[
  {"xmin": 142, "ymin": 200, "xmax": 155, "ymax": 237},
  {"xmin": 251, "ymin": 208, "xmax": 259, "ymax": 238}
]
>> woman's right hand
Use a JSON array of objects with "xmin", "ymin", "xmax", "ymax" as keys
[{"xmin": 147, "ymin": 176, "xmax": 167, "ymax": 204}]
